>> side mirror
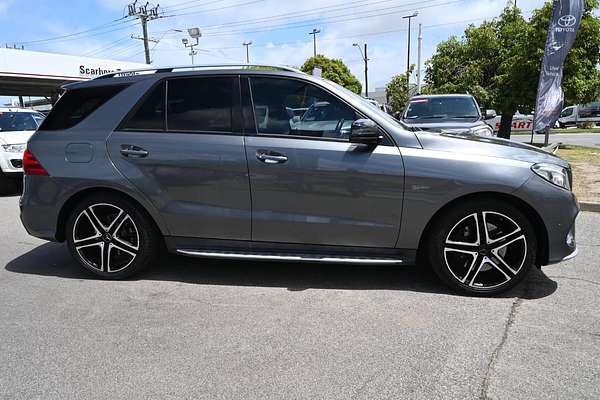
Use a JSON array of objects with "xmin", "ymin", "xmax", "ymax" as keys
[
  {"xmin": 484, "ymin": 109, "xmax": 497, "ymax": 120},
  {"xmin": 349, "ymin": 119, "xmax": 381, "ymax": 145}
]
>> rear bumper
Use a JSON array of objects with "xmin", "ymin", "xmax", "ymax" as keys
[{"xmin": 19, "ymin": 175, "xmax": 61, "ymax": 242}]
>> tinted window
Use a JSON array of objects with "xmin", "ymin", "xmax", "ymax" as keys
[
  {"xmin": 404, "ymin": 96, "xmax": 479, "ymax": 120},
  {"xmin": 250, "ymin": 77, "xmax": 358, "ymax": 140},
  {"xmin": 241, "ymin": 77, "xmax": 256, "ymax": 134},
  {"xmin": 0, "ymin": 112, "xmax": 38, "ymax": 132},
  {"xmin": 167, "ymin": 77, "xmax": 233, "ymax": 132},
  {"xmin": 123, "ymin": 82, "xmax": 165, "ymax": 131},
  {"xmin": 39, "ymin": 85, "xmax": 126, "ymax": 130}
]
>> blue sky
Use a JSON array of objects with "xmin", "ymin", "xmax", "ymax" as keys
[{"xmin": 0, "ymin": 0, "xmax": 545, "ymax": 94}]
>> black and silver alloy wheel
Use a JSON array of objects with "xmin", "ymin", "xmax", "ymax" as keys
[
  {"xmin": 428, "ymin": 199, "xmax": 536, "ymax": 296},
  {"xmin": 73, "ymin": 204, "xmax": 140, "ymax": 273},
  {"xmin": 66, "ymin": 194, "xmax": 160, "ymax": 278},
  {"xmin": 443, "ymin": 212, "xmax": 527, "ymax": 289}
]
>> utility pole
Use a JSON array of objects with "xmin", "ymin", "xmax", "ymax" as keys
[
  {"xmin": 309, "ymin": 28, "xmax": 321, "ymax": 57},
  {"xmin": 242, "ymin": 41, "xmax": 253, "ymax": 64},
  {"xmin": 353, "ymin": 43, "xmax": 369, "ymax": 98},
  {"xmin": 403, "ymin": 12, "xmax": 418, "ymax": 96},
  {"xmin": 127, "ymin": 0, "xmax": 161, "ymax": 64},
  {"xmin": 416, "ymin": 23, "xmax": 422, "ymax": 94}
]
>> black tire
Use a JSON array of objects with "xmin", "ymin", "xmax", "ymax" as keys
[
  {"xmin": 66, "ymin": 193, "xmax": 161, "ymax": 279},
  {"xmin": 426, "ymin": 199, "xmax": 537, "ymax": 296}
]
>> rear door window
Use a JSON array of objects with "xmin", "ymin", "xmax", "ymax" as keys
[
  {"xmin": 122, "ymin": 82, "xmax": 165, "ymax": 131},
  {"xmin": 166, "ymin": 77, "xmax": 234, "ymax": 132},
  {"xmin": 39, "ymin": 85, "xmax": 127, "ymax": 130}
]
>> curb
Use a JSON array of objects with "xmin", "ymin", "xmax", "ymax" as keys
[{"xmin": 580, "ymin": 202, "xmax": 600, "ymax": 213}]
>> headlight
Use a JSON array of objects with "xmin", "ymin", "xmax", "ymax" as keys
[
  {"xmin": 470, "ymin": 126, "xmax": 494, "ymax": 137},
  {"xmin": 1, "ymin": 143, "xmax": 27, "ymax": 153},
  {"xmin": 532, "ymin": 163, "xmax": 571, "ymax": 190}
]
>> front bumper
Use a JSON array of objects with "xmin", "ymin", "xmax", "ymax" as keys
[
  {"xmin": 0, "ymin": 150, "xmax": 24, "ymax": 173},
  {"xmin": 515, "ymin": 174, "xmax": 579, "ymax": 266}
]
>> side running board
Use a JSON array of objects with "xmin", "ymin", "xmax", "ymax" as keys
[{"xmin": 176, "ymin": 249, "xmax": 404, "ymax": 265}]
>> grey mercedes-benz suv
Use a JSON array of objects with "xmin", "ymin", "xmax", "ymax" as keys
[{"xmin": 20, "ymin": 65, "xmax": 579, "ymax": 296}]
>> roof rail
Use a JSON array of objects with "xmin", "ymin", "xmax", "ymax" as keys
[{"xmin": 95, "ymin": 64, "xmax": 304, "ymax": 80}]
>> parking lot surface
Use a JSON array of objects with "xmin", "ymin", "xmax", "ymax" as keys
[{"xmin": 0, "ymin": 192, "xmax": 598, "ymax": 400}]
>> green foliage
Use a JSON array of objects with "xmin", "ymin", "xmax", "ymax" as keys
[
  {"xmin": 386, "ymin": 65, "xmax": 415, "ymax": 113},
  {"xmin": 301, "ymin": 55, "xmax": 362, "ymax": 94},
  {"xmin": 425, "ymin": 1, "xmax": 600, "ymax": 136}
]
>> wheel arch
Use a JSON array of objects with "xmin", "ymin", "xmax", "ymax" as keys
[
  {"xmin": 416, "ymin": 191, "xmax": 549, "ymax": 267},
  {"xmin": 55, "ymin": 186, "xmax": 165, "ymax": 243}
]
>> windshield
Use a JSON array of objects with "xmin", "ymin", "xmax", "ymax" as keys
[
  {"xmin": 404, "ymin": 97, "xmax": 480, "ymax": 120},
  {"xmin": 0, "ymin": 112, "xmax": 43, "ymax": 132},
  {"xmin": 560, "ymin": 107, "xmax": 574, "ymax": 117}
]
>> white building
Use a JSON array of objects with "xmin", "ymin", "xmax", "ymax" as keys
[{"xmin": 0, "ymin": 48, "xmax": 145, "ymax": 104}]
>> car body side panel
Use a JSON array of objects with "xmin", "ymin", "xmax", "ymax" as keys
[
  {"xmin": 21, "ymin": 130, "xmax": 169, "ymax": 241},
  {"xmin": 395, "ymin": 147, "xmax": 533, "ymax": 249},
  {"xmin": 245, "ymin": 136, "xmax": 405, "ymax": 248},
  {"xmin": 107, "ymin": 131, "xmax": 251, "ymax": 240}
]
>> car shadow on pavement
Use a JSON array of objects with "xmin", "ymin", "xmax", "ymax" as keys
[
  {"xmin": 0, "ymin": 179, "xmax": 23, "ymax": 197},
  {"xmin": 5, "ymin": 242, "xmax": 557, "ymax": 299}
]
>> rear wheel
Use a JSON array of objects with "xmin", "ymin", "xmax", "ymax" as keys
[
  {"xmin": 427, "ymin": 199, "xmax": 537, "ymax": 296},
  {"xmin": 66, "ymin": 194, "xmax": 161, "ymax": 279}
]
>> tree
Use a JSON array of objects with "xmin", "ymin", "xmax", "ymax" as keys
[
  {"xmin": 425, "ymin": 1, "xmax": 600, "ymax": 139},
  {"xmin": 386, "ymin": 65, "xmax": 415, "ymax": 113},
  {"xmin": 301, "ymin": 55, "xmax": 362, "ymax": 94}
]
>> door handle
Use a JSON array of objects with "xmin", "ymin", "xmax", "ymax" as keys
[
  {"xmin": 256, "ymin": 151, "xmax": 288, "ymax": 164},
  {"xmin": 120, "ymin": 145, "xmax": 149, "ymax": 158}
]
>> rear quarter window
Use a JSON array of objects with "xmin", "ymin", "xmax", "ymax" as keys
[{"xmin": 38, "ymin": 85, "xmax": 127, "ymax": 130}]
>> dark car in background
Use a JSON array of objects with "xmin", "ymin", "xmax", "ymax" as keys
[
  {"xmin": 401, "ymin": 94, "xmax": 497, "ymax": 137},
  {"xmin": 20, "ymin": 65, "xmax": 579, "ymax": 296}
]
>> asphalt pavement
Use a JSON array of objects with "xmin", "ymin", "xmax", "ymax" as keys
[
  {"xmin": 0, "ymin": 192, "xmax": 598, "ymax": 399},
  {"xmin": 512, "ymin": 132, "xmax": 600, "ymax": 148}
]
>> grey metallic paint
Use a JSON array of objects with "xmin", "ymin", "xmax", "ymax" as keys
[{"xmin": 20, "ymin": 68, "xmax": 579, "ymax": 267}]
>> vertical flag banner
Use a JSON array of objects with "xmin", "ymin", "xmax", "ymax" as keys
[{"xmin": 533, "ymin": 0, "xmax": 584, "ymax": 138}]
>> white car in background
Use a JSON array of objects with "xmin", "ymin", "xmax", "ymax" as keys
[{"xmin": 0, "ymin": 108, "xmax": 45, "ymax": 191}]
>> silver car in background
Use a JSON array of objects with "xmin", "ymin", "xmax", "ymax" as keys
[
  {"xmin": 20, "ymin": 65, "xmax": 579, "ymax": 296},
  {"xmin": 401, "ymin": 94, "xmax": 497, "ymax": 137}
]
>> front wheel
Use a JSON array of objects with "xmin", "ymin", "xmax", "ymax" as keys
[
  {"xmin": 66, "ymin": 194, "xmax": 161, "ymax": 279},
  {"xmin": 427, "ymin": 199, "xmax": 537, "ymax": 296}
]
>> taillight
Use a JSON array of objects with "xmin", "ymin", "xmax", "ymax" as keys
[{"xmin": 23, "ymin": 149, "xmax": 48, "ymax": 176}]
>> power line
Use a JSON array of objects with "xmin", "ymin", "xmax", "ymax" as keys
[
  {"xmin": 161, "ymin": 0, "xmax": 229, "ymax": 13},
  {"xmin": 164, "ymin": 0, "xmax": 267, "ymax": 18},
  {"xmin": 204, "ymin": 0, "xmax": 462, "ymax": 37},
  {"xmin": 199, "ymin": 0, "xmax": 403, "ymax": 31},
  {"xmin": 82, "ymin": 36, "xmax": 132, "ymax": 57},
  {"xmin": 13, "ymin": 17, "xmax": 132, "ymax": 45}
]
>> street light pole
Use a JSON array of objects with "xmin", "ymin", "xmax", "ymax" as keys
[
  {"xmin": 242, "ymin": 41, "xmax": 253, "ymax": 63},
  {"xmin": 417, "ymin": 23, "xmax": 422, "ymax": 94},
  {"xmin": 309, "ymin": 28, "xmax": 321, "ymax": 57},
  {"xmin": 403, "ymin": 12, "xmax": 418, "ymax": 96},
  {"xmin": 353, "ymin": 43, "xmax": 369, "ymax": 97},
  {"xmin": 181, "ymin": 27, "xmax": 201, "ymax": 65}
]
